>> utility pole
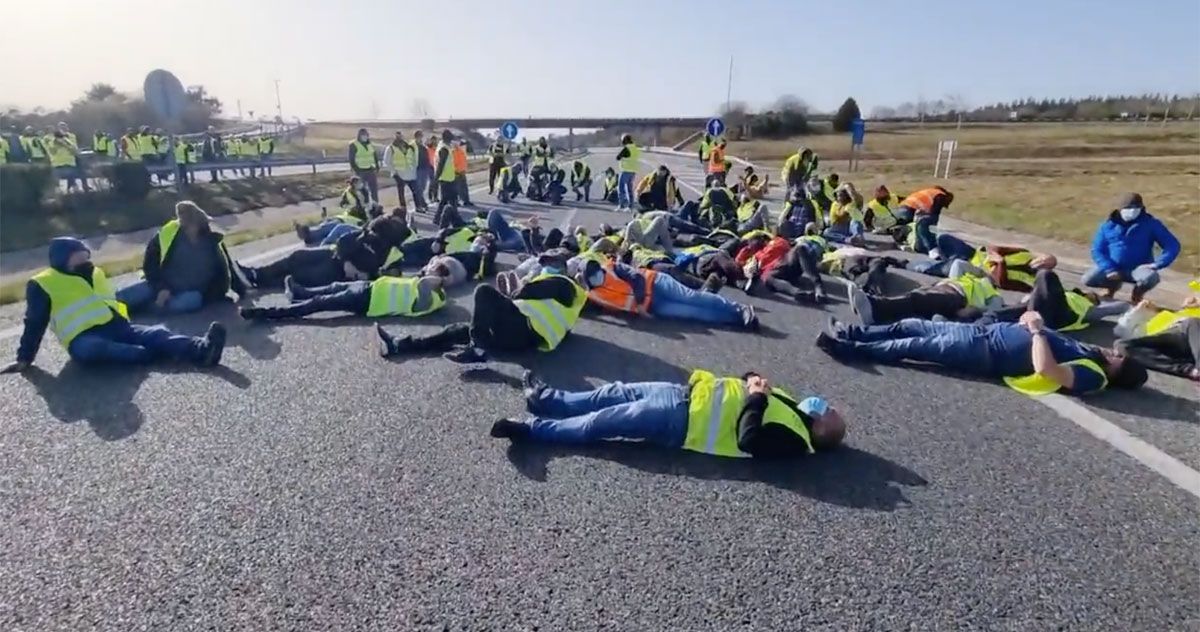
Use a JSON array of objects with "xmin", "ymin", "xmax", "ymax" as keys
[
  {"xmin": 237, "ymin": 99, "xmax": 243, "ymax": 121},
  {"xmin": 274, "ymin": 79, "xmax": 283, "ymax": 122},
  {"xmin": 725, "ymin": 56, "xmax": 734, "ymax": 114}
]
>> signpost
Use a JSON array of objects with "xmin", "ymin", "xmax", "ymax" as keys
[
  {"xmin": 706, "ymin": 117, "xmax": 725, "ymax": 139},
  {"xmin": 500, "ymin": 121, "xmax": 520, "ymax": 141},
  {"xmin": 849, "ymin": 118, "xmax": 865, "ymax": 172},
  {"xmin": 933, "ymin": 139, "xmax": 957, "ymax": 178}
]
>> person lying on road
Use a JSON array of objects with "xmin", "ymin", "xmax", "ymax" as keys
[
  {"xmin": 488, "ymin": 369, "xmax": 846, "ymax": 459},
  {"xmin": 3, "ymin": 238, "xmax": 226, "ymax": 373},
  {"xmin": 583, "ymin": 258, "xmax": 759, "ymax": 330},
  {"xmin": 975, "ymin": 269, "xmax": 1128, "ymax": 332},
  {"xmin": 846, "ymin": 264, "xmax": 1005, "ymax": 325},
  {"xmin": 1115, "ymin": 294, "xmax": 1200, "ymax": 381},
  {"xmin": 910, "ymin": 232, "xmax": 1057, "ymax": 293},
  {"xmin": 119, "ymin": 201, "xmax": 246, "ymax": 315},
  {"xmin": 239, "ymin": 275, "xmax": 447, "ymax": 321},
  {"xmin": 816, "ymin": 312, "xmax": 1148, "ymax": 397}
]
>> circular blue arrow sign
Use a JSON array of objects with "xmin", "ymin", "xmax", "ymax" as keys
[
  {"xmin": 706, "ymin": 117, "xmax": 725, "ymax": 137},
  {"xmin": 500, "ymin": 121, "xmax": 520, "ymax": 140}
]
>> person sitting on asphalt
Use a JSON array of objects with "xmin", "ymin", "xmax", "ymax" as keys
[
  {"xmin": 583, "ymin": 257, "xmax": 759, "ymax": 330},
  {"xmin": 823, "ymin": 185, "xmax": 867, "ymax": 246},
  {"xmin": 635, "ymin": 164, "xmax": 685, "ymax": 211},
  {"xmin": 736, "ymin": 165, "xmax": 770, "ymax": 199},
  {"xmin": 846, "ymin": 262, "xmax": 1005, "ymax": 325},
  {"xmin": 496, "ymin": 162, "xmax": 525, "ymax": 204},
  {"xmin": 376, "ymin": 260, "xmax": 603, "ymax": 365},
  {"xmin": 777, "ymin": 188, "xmax": 822, "ymax": 238},
  {"xmin": 488, "ymin": 368, "xmax": 847, "ymax": 459},
  {"xmin": 294, "ymin": 176, "xmax": 373, "ymax": 246},
  {"xmin": 975, "ymin": 269, "xmax": 1128, "ymax": 332},
  {"xmin": 739, "ymin": 230, "xmax": 828, "ymax": 304},
  {"xmin": 621, "ymin": 212, "xmax": 676, "ymax": 255},
  {"xmin": 893, "ymin": 186, "xmax": 953, "ymax": 254},
  {"xmin": 734, "ymin": 191, "xmax": 772, "ymax": 235},
  {"xmin": 865, "ymin": 185, "xmax": 902, "ymax": 233},
  {"xmin": 118, "ymin": 201, "xmax": 246, "ymax": 315},
  {"xmin": 817, "ymin": 311, "xmax": 1148, "ymax": 397},
  {"xmin": 239, "ymin": 275, "xmax": 447, "ymax": 322},
  {"xmin": 693, "ymin": 184, "xmax": 738, "ymax": 231},
  {"xmin": 911, "ymin": 232, "xmax": 1057, "ymax": 293},
  {"xmin": 1082, "ymin": 192, "xmax": 1180, "ymax": 303},
  {"xmin": 545, "ymin": 162, "xmax": 568, "ymax": 205},
  {"xmin": 601, "ymin": 167, "xmax": 619, "ymax": 204},
  {"xmin": 570, "ymin": 159, "xmax": 592, "ymax": 202},
  {"xmin": 806, "ymin": 176, "xmax": 833, "ymax": 221},
  {"xmin": 3, "ymin": 238, "xmax": 226, "ymax": 373},
  {"xmin": 1115, "ymin": 294, "xmax": 1200, "ymax": 381}
]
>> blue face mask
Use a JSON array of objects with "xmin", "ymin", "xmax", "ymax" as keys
[
  {"xmin": 542, "ymin": 266, "xmax": 562, "ymax": 275},
  {"xmin": 798, "ymin": 396, "xmax": 828, "ymax": 417}
]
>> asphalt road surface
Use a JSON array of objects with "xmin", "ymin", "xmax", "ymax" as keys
[{"xmin": 1, "ymin": 149, "xmax": 1197, "ymax": 631}]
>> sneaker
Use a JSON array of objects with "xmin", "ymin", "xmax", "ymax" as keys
[
  {"xmin": 201, "ymin": 322, "xmax": 227, "ymax": 366},
  {"xmin": 522, "ymin": 369, "xmax": 548, "ymax": 409},
  {"xmin": 239, "ymin": 264, "xmax": 259, "ymax": 288},
  {"xmin": 375, "ymin": 323, "xmax": 397, "ymax": 357},
  {"xmin": 496, "ymin": 271, "xmax": 514, "ymax": 297},
  {"xmin": 490, "ymin": 418, "xmax": 531, "ymax": 440},
  {"xmin": 742, "ymin": 276, "xmax": 759, "ymax": 295},
  {"xmin": 444, "ymin": 345, "xmax": 489, "ymax": 366},
  {"xmin": 238, "ymin": 306, "xmax": 265, "ymax": 321},
  {"xmin": 813, "ymin": 285, "xmax": 828, "ymax": 304},
  {"xmin": 701, "ymin": 273, "xmax": 724, "ymax": 294},
  {"xmin": 825, "ymin": 315, "xmax": 850, "ymax": 340},
  {"xmin": 741, "ymin": 305, "xmax": 760, "ymax": 332},
  {"xmin": 847, "ymin": 284, "xmax": 875, "ymax": 325},
  {"xmin": 814, "ymin": 331, "xmax": 842, "ymax": 358},
  {"xmin": 283, "ymin": 275, "xmax": 304, "ymax": 302}
]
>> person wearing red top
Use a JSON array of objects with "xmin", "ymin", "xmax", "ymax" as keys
[{"xmin": 734, "ymin": 235, "xmax": 825, "ymax": 303}]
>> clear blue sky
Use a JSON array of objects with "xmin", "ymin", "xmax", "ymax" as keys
[{"xmin": 2, "ymin": 0, "xmax": 1198, "ymax": 120}]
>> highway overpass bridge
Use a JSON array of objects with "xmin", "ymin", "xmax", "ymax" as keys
[{"xmin": 317, "ymin": 117, "xmax": 722, "ymax": 148}]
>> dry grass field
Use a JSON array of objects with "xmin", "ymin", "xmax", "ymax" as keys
[{"xmin": 727, "ymin": 123, "xmax": 1200, "ymax": 272}]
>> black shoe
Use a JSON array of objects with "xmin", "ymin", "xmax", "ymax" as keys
[
  {"xmin": 701, "ymin": 273, "xmax": 724, "ymax": 294},
  {"xmin": 239, "ymin": 264, "xmax": 259, "ymax": 288},
  {"xmin": 374, "ymin": 323, "xmax": 414, "ymax": 358},
  {"xmin": 813, "ymin": 286, "xmax": 828, "ymax": 304},
  {"xmin": 238, "ymin": 306, "xmax": 265, "ymax": 321},
  {"xmin": 741, "ymin": 305, "xmax": 760, "ymax": 331},
  {"xmin": 825, "ymin": 315, "xmax": 850, "ymax": 340},
  {"xmin": 522, "ymin": 369, "xmax": 548, "ymax": 409},
  {"xmin": 815, "ymin": 331, "xmax": 841, "ymax": 357},
  {"xmin": 444, "ymin": 345, "xmax": 489, "ymax": 366},
  {"xmin": 283, "ymin": 275, "xmax": 306, "ymax": 301},
  {"xmin": 794, "ymin": 290, "xmax": 817, "ymax": 304},
  {"xmin": 201, "ymin": 322, "xmax": 227, "ymax": 366},
  {"xmin": 490, "ymin": 418, "xmax": 531, "ymax": 440},
  {"xmin": 742, "ymin": 277, "xmax": 759, "ymax": 295}
]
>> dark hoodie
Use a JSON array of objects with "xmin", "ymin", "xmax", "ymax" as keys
[
  {"xmin": 18, "ymin": 238, "xmax": 127, "ymax": 363},
  {"xmin": 141, "ymin": 225, "xmax": 245, "ymax": 301}
]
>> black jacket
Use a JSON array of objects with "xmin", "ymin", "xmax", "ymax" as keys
[
  {"xmin": 736, "ymin": 392, "xmax": 815, "ymax": 458},
  {"xmin": 142, "ymin": 228, "xmax": 245, "ymax": 300},
  {"xmin": 513, "ymin": 275, "xmax": 579, "ymax": 307}
]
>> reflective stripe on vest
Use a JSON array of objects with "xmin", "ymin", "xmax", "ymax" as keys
[
  {"xmin": 366, "ymin": 277, "xmax": 446, "ymax": 317},
  {"xmin": 619, "ymin": 143, "xmax": 641, "ymax": 173},
  {"xmin": 708, "ymin": 146, "xmax": 726, "ymax": 173},
  {"xmin": 1004, "ymin": 358, "xmax": 1108, "ymax": 396},
  {"xmin": 950, "ymin": 275, "xmax": 999, "ymax": 309},
  {"xmin": 797, "ymin": 234, "xmax": 829, "ymax": 252},
  {"xmin": 736, "ymin": 201, "xmax": 760, "ymax": 223},
  {"xmin": 352, "ymin": 140, "xmax": 375, "ymax": 169},
  {"xmin": 1146, "ymin": 306, "xmax": 1200, "ymax": 335},
  {"xmin": 1059, "ymin": 291, "xmax": 1094, "ymax": 332},
  {"xmin": 588, "ymin": 262, "xmax": 654, "ymax": 313},
  {"xmin": 437, "ymin": 143, "xmax": 457, "ymax": 182},
  {"xmin": 47, "ymin": 140, "xmax": 76, "ymax": 167},
  {"xmin": 513, "ymin": 274, "xmax": 585, "ymax": 351},
  {"xmin": 970, "ymin": 248, "xmax": 1036, "ymax": 288},
  {"xmin": 444, "ymin": 227, "xmax": 476, "ymax": 254},
  {"xmin": 391, "ymin": 143, "xmax": 417, "ymax": 171},
  {"xmin": 31, "ymin": 267, "xmax": 128, "ymax": 346},
  {"xmin": 683, "ymin": 371, "xmax": 815, "ymax": 457}
]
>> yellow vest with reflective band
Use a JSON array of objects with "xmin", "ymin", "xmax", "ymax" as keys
[
  {"xmin": 604, "ymin": 174, "xmax": 618, "ymax": 190},
  {"xmin": 366, "ymin": 277, "xmax": 446, "ymax": 317},
  {"xmin": 736, "ymin": 201, "xmax": 761, "ymax": 223},
  {"xmin": 241, "ymin": 139, "xmax": 260, "ymax": 157},
  {"xmin": 970, "ymin": 248, "xmax": 1036, "ymax": 289},
  {"xmin": 444, "ymin": 226, "xmax": 476, "ymax": 254},
  {"xmin": 682, "ymin": 244, "xmax": 718, "ymax": 256},
  {"xmin": 1146, "ymin": 306, "xmax": 1200, "ymax": 336},
  {"xmin": 31, "ymin": 267, "xmax": 129, "ymax": 347},
  {"xmin": 576, "ymin": 232, "xmax": 593, "ymax": 252},
  {"xmin": 391, "ymin": 142, "xmax": 417, "ymax": 171},
  {"xmin": 513, "ymin": 273, "xmax": 587, "ymax": 351},
  {"xmin": 258, "ymin": 137, "xmax": 273, "ymax": 154},
  {"xmin": 351, "ymin": 140, "xmax": 375, "ymax": 169},
  {"xmin": 174, "ymin": 141, "xmax": 191, "ymax": 165},
  {"xmin": 619, "ymin": 143, "xmax": 641, "ymax": 173},
  {"xmin": 156, "ymin": 219, "xmax": 234, "ymax": 279},
  {"xmin": 699, "ymin": 139, "xmax": 711, "ymax": 160},
  {"xmin": 948, "ymin": 274, "xmax": 999, "ymax": 308},
  {"xmin": 631, "ymin": 246, "xmax": 669, "ymax": 268},
  {"xmin": 573, "ymin": 163, "xmax": 591, "ymax": 181},
  {"xmin": 741, "ymin": 229, "xmax": 772, "ymax": 242},
  {"xmin": 489, "ymin": 142, "xmax": 506, "ymax": 165},
  {"xmin": 1004, "ymin": 358, "xmax": 1108, "ymax": 396},
  {"xmin": 136, "ymin": 134, "xmax": 158, "ymax": 157},
  {"xmin": 797, "ymin": 234, "xmax": 829, "ymax": 252},
  {"xmin": 830, "ymin": 201, "xmax": 864, "ymax": 224},
  {"xmin": 533, "ymin": 145, "xmax": 550, "ymax": 168},
  {"xmin": 683, "ymin": 370, "xmax": 814, "ymax": 457},
  {"xmin": 92, "ymin": 134, "xmax": 109, "ymax": 156},
  {"xmin": 0, "ymin": 136, "xmax": 7, "ymax": 164},
  {"xmin": 23, "ymin": 135, "xmax": 46, "ymax": 160},
  {"xmin": 822, "ymin": 178, "xmax": 837, "ymax": 201},
  {"xmin": 1059, "ymin": 291, "xmax": 1094, "ymax": 332},
  {"xmin": 436, "ymin": 142, "xmax": 457, "ymax": 182},
  {"xmin": 47, "ymin": 139, "xmax": 77, "ymax": 167}
]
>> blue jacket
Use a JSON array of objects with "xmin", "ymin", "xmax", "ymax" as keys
[{"xmin": 1090, "ymin": 210, "xmax": 1180, "ymax": 274}]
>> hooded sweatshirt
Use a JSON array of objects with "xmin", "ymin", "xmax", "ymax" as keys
[{"xmin": 18, "ymin": 238, "xmax": 127, "ymax": 363}]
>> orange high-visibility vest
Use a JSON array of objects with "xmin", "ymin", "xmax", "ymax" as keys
[
  {"xmin": 588, "ymin": 262, "xmax": 655, "ymax": 313},
  {"xmin": 452, "ymin": 146, "xmax": 468, "ymax": 173},
  {"xmin": 708, "ymin": 145, "xmax": 727, "ymax": 174},
  {"xmin": 426, "ymin": 145, "xmax": 438, "ymax": 168},
  {"xmin": 900, "ymin": 187, "xmax": 944, "ymax": 214}
]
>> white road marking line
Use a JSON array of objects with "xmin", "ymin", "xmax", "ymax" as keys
[
  {"xmin": 0, "ymin": 182, "xmax": 495, "ymax": 342},
  {"xmin": 1036, "ymin": 394, "xmax": 1200, "ymax": 500}
]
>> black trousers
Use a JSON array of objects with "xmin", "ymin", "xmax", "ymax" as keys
[
  {"xmin": 249, "ymin": 247, "xmax": 342, "ymax": 289},
  {"xmin": 763, "ymin": 244, "xmax": 823, "ymax": 298},
  {"xmin": 983, "ymin": 270, "xmax": 1076, "ymax": 330},
  {"xmin": 693, "ymin": 251, "xmax": 742, "ymax": 283},
  {"xmin": 393, "ymin": 175, "xmax": 426, "ymax": 210},
  {"xmin": 256, "ymin": 281, "xmax": 371, "ymax": 319},
  {"xmin": 871, "ymin": 285, "xmax": 971, "ymax": 324},
  {"xmin": 1120, "ymin": 319, "xmax": 1200, "ymax": 378},
  {"xmin": 488, "ymin": 162, "xmax": 503, "ymax": 193},
  {"xmin": 406, "ymin": 285, "xmax": 541, "ymax": 353},
  {"xmin": 843, "ymin": 256, "xmax": 905, "ymax": 296}
]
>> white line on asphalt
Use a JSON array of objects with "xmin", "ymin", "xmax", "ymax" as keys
[
  {"xmin": 1036, "ymin": 394, "xmax": 1200, "ymax": 500},
  {"xmin": 0, "ymin": 182, "xmax": 495, "ymax": 343}
]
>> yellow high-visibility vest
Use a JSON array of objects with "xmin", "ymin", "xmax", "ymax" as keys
[
  {"xmin": 1146, "ymin": 306, "xmax": 1200, "ymax": 336},
  {"xmin": 618, "ymin": 143, "xmax": 641, "ymax": 173},
  {"xmin": 436, "ymin": 142, "xmax": 457, "ymax": 182},
  {"xmin": 47, "ymin": 139, "xmax": 77, "ymax": 167},
  {"xmin": 1004, "ymin": 359, "xmax": 1107, "ymax": 396},
  {"xmin": 948, "ymin": 274, "xmax": 999, "ymax": 309},
  {"xmin": 366, "ymin": 277, "xmax": 446, "ymax": 317},
  {"xmin": 683, "ymin": 370, "xmax": 813, "ymax": 457},
  {"xmin": 351, "ymin": 140, "xmax": 376, "ymax": 170},
  {"xmin": 512, "ymin": 273, "xmax": 587, "ymax": 351},
  {"xmin": 31, "ymin": 267, "xmax": 129, "ymax": 346}
]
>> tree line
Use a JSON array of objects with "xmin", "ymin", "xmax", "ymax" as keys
[{"xmin": 869, "ymin": 94, "xmax": 1200, "ymax": 121}]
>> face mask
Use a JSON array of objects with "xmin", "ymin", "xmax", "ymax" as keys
[
  {"xmin": 798, "ymin": 396, "xmax": 828, "ymax": 417},
  {"xmin": 542, "ymin": 266, "xmax": 562, "ymax": 275},
  {"xmin": 1118, "ymin": 207, "xmax": 1142, "ymax": 222},
  {"xmin": 587, "ymin": 271, "xmax": 606, "ymax": 288}
]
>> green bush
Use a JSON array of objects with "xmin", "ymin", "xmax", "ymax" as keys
[
  {"xmin": 0, "ymin": 164, "xmax": 55, "ymax": 215},
  {"xmin": 96, "ymin": 162, "xmax": 152, "ymax": 199}
]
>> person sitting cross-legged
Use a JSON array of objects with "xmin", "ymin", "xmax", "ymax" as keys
[{"xmin": 489, "ymin": 369, "xmax": 847, "ymax": 460}]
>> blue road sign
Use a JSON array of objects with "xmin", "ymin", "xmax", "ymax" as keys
[
  {"xmin": 500, "ymin": 121, "xmax": 520, "ymax": 140},
  {"xmin": 850, "ymin": 118, "xmax": 866, "ymax": 145},
  {"xmin": 706, "ymin": 117, "xmax": 725, "ymax": 138}
]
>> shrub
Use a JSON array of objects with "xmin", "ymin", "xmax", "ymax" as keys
[
  {"xmin": 0, "ymin": 164, "xmax": 55, "ymax": 215},
  {"xmin": 96, "ymin": 162, "xmax": 152, "ymax": 199}
]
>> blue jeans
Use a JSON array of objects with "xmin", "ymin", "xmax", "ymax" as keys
[
  {"xmin": 416, "ymin": 167, "xmax": 433, "ymax": 205},
  {"xmin": 486, "ymin": 209, "xmax": 526, "ymax": 252},
  {"xmin": 649, "ymin": 274, "xmax": 744, "ymax": 325},
  {"xmin": 822, "ymin": 220, "xmax": 864, "ymax": 243},
  {"xmin": 309, "ymin": 220, "xmax": 358, "ymax": 246},
  {"xmin": 935, "ymin": 233, "xmax": 976, "ymax": 261},
  {"xmin": 1081, "ymin": 264, "xmax": 1160, "ymax": 293},
  {"xmin": 666, "ymin": 213, "xmax": 708, "ymax": 235},
  {"xmin": 528, "ymin": 382, "xmax": 690, "ymax": 447},
  {"xmin": 617, "ymin": 171, "xmax": 636, "ymax": 207},
  {"xmin": 913, "ymin": 212, "xmax": 940, "ymax": 254},
  {"xmin": 67, "ymin": 320, "xmax": 205, "ymax": 365},
  {"xmin": 116, "ymin": 280, "xmax": 204, "ymax": 315},
  {"xmin": 834, "ymin": 318, "xmax": 994, "ymax": 374}
]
